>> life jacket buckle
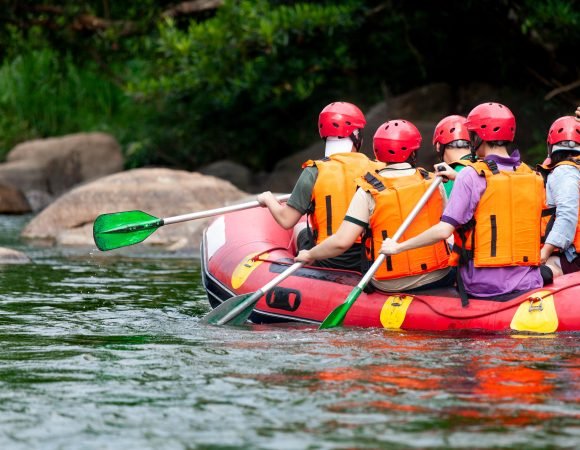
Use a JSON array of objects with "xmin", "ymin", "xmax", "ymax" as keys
[{"xmin": 528, "ymin": 296, "xmax": 544, "ymax": 312}]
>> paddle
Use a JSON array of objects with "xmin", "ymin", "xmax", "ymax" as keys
[
  {"xmin": 93, "ymin": 194, "xmax": 291, "ymax": 251},
  {"xmin": 319, "ymin": 175, "xmax": 444, "ymax": 330},
  {"xmin": 202, "ymin": 262, "xmax": 304, "ymax": 326}
]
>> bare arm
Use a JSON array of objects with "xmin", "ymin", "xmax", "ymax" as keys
[
  {"xmin": 381, "ymin": 222, "xmax": 455, "ymax": 255},
  {"xmin": 295, "ymin": 221, "xmax": 364, "ymax": 264},
  {"xmin": 257, "ymin": 191, "xmax": 303, "ymax": 229}
]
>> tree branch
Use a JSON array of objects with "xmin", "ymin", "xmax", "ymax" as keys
[
  {"xmin": 545, "ymin": 79, "xmax": 580, "ymax": 101},
  {"xmin": 163, "ymin": 0, "xmax": 224, "ymax": 18}
]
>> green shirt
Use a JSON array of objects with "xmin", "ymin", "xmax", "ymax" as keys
[
  {"xmin": 287, "ymin": 166, "xmax": 318, "ymax": 214},
  {"xmin": 444, "ymin": 155, "xmax": 473, "ymax": 198}
]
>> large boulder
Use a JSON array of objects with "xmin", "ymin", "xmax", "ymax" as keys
[
  {"xmin": 0, "ymin": 183, "xmax": 31, "ymax": 213},
  {"xmin": 21, "ymin": 168, "xmax": 248, "ymax": 251},
  {"xmin": 198, "ymin": 159, "xmax": 257, "ymax": 193},
  {"xmin": 0, "ymin": 132, "xmax": 124, "ymax": 211}
]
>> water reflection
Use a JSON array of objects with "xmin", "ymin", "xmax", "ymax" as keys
[{"xmin": 0, "ymin": 214, "xmax": 578, "ymax": 448}]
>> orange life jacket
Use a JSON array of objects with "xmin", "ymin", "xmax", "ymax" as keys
[
  {"xmin": 450, "ymin": 160, "xmax": 544, "ymax": 268},
  {"xmin": 537, "ymin": 158, "xmax": 580, "ymax": 251},
  {"xmin": 303, "ymin": 153, "xmax": 384, "ymax": 244},
  {"xmin": 357, "ymin": 168, "xmax": 450, "ymax": 280}
]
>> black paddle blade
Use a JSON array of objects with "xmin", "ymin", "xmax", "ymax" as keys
[
  {"xmin": 93, "ymin": 210, "xmax": 164, "ymax": 251},
  {"xmin": 202, "ymin": 292, "xmax": 261, "ymax": 326}
]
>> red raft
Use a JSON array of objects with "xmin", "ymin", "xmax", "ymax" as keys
[{"xmin": 201, "ymin": 207, "xmax": 580, "ymax": 333}]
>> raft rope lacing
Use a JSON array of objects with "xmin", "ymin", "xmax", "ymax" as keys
[{"xmin": 249, "ymin": 251, "xmax": 580, "ymax": 321}]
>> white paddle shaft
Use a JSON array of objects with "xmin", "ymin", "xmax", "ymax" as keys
[
  {"xmin": 163, "ymin": 194, "xmax": 291, "ymax": 225},
  {"xmin": 216, "ymin": 262, "xmax": 305, "ymax": 325}
]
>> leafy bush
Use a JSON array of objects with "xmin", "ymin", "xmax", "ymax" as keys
[
  {"xmin": 129, "ymin": 0, "xmax": 364, "ymax": 169},
  {"xmin": 0, "ymin": 48, "xmax": 150, "ymax": 162}
]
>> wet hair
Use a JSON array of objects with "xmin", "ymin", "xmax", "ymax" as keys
[{"xmin": 549, "ymin": 149, "xmax": 580, "ymax": 168}]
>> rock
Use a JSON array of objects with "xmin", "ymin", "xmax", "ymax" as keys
[
  {"xmin": 198, "ymin": 159, "xmax": 254, "ymax": 192},
  {"xmin": 21, "ymin": 168, "xmax": 248, "ymax": 251},
  {"xmin": 0, "ymin": 132, "xmax": 124, "ymax": 211},
  {"xmin": 0, "ymin": 183, "xmax": 31, "ymax": 213},
  {"xmin": 0, "ymin": 247, "xmax": 31, "ymax": 264}
]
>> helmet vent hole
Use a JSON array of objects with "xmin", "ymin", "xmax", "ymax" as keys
[
  {"xmin": 558, "ymin": 128, "xmax": 564, "ymax": 133},
  {"xmin": 345, "ymin": 121, "xmax": 351, "ymax": 125},
  {"xmin": 439, "ymin": 130, "xmax": 444, "ymax": 135},
  {"xmin": 498, "ymin": 104, "xmax": 503, "ymax": 108},
  {"xmin": 402, "ymin": 146, "xmax": 407, "ymax": 150},
  {"xmin": 450, "ymin": 127, "xmax": 455, "ymax": 133},
  {"xmin": 388, "ymin": 150, "xmax": 396, "ymax": 154},
  {"xmin": 481, "ymin": 125, "xmax": 487, "ymax": 129},
  {"xmin": 395, "ymin": 122, "xmax": 399, "ymax": 126},
  {"xmin": 385, "ymin": 125, "xmax": 390, "ymax": 130},
  {"xmin": 576, "ymin": 129, "xmax": 580, "ymax": 135},
  {"xmin": 493, "ymin": 127, "xmax": 500, "ymax": 132},
  {"xmin": 332, "ymin": 122, "xmax": 339, "ymax": 128}
]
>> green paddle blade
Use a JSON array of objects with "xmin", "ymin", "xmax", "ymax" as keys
[
  {"xmin": 202, "ymin": 292, "xmax": 260, "ymax": 326},
  {"xmin": 319, "ymin": 286, "xmax": 363, "ymax": 330},
  {"xmin": 93, "ymin": 210, "xmax": 164, "ymax": 251}
]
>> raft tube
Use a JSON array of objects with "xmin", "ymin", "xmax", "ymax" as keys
[{"xmin": 201, "ymin": 208, "xmax": 580, "ymax": 333}]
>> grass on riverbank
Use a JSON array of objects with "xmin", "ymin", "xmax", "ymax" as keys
[{"xmin": 0, "ymin": 48, "xmax": 153, "ymax": 165}]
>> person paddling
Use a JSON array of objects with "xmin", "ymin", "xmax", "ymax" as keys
[
  {"xmin": 257, "ymin": 102, "xmax": 383, "ymax": 271},
  {"xmin": 432, "ymin": 115, "xmax": 472, "ymax": 197},
  {"xmin": 295, "ymin": 119, "xmax": 454, "ymax": 292},
  {"xmin": 381, "ymin": 103, "xmax": 545, "ymax": 304},
  {"xmin": 537, "ymin": 115, "xmax": 580, "ymax": 278}
]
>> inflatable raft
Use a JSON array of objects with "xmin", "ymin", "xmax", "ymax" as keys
[{"xmin": 201, "ymin": 208, "xmax": 580, "ymax": 333}]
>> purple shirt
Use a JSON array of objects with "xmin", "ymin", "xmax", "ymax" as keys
[{"xmin": 442, "ymin": 151, "xmax": 542, "ymax": 297}]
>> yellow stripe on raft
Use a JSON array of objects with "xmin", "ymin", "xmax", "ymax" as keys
[
  {"xmin": 380, "ymin": 295, "xmax": 414, "ymax": 329},
  {"xmin": 510, "ymin": 291, "xmax": 558, "ymax": 333},
  {"xmin": 231, "ymin": 252, "xmax": 269, "ymax": 289}
]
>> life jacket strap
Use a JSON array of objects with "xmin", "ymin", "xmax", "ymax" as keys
[
  {"xmin": 364, "ymin": 172, "xmax": 386, "ymax": 191},
  {"xmin": 541, "ymin": 206, "xmax": 557, "ymax": 244},
  {"xmin": 381, "ymin": 230, "xmax": 393, "ymax": 272},
  {"xmin": 455, "ymin": 269, "xmax": 470, "ymax": 308},
  {"xmin": 418, "ymin": 168, "xmax": 431, "ymax": 180},
  {"xmin": 483, "ymin": 159, "xmax": 500, "ymax": 175}
]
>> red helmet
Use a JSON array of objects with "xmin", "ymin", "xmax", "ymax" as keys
[
  {"xmin": 465, "ymin": 102, "xmax": 516, "ymax": 142},
  {"xmin": 432, "ymin": 115, "xmax": 470, "ymax": 146},
  {"xmin": 318, "ymin": 102, "xmax": 366, "ymax": 139},
  {"xmin": 547, "ymin": 116, "xmax": 580, "ymax": 154},
  {"xmin": 373, "ymin": 120, "xmax": 422, "ymax": 163}
]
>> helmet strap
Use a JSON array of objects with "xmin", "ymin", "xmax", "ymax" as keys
[{"xmin": 350, "ymin": 130, "xmax": 363, "ymax": 151}]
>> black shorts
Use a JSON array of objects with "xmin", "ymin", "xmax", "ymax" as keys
[
  {"xmin": 297, "ymin": 228, "xmax": 362, "ymax": 273},
  {"xmin": 559, "ymin": 254, "xmax": 580, "ymax": 275}
]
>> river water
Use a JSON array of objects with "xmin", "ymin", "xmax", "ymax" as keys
[{"xmin": 0, "ymin": 215, "xmax": 578, "ymax": 449}]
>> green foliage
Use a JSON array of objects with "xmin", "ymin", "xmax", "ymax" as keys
[
  {"xmin": 0, "ymin": 0, "xmax": 577, "ymax": 170},
  {"xmin": 129, "ymin": 0, "xmax": 363, "ymax": 168},
  {"xmin": 519, "ymin": 0, "xmax": 579, "ymax": 34},
  {"xmin": 0, "ymin": 48, "xmax": 150, "ymax": 160}
]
